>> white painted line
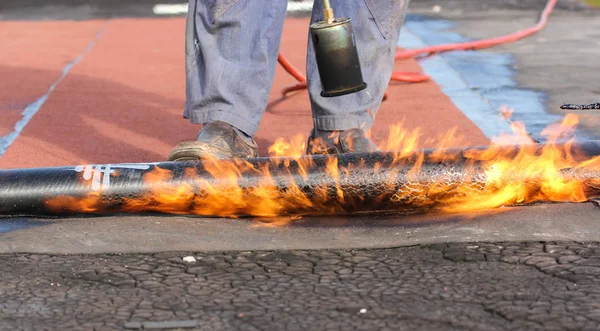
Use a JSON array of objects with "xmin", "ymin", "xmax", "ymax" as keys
[
  {"xmin": 398, "ymin": 27, "xmax": 513, "ymax": 139},
  {"xmin": 152, "ymin": 1, "xmax": 313, "ymax": 15},
  {"xmin": 153, "ymin": 3, "xmax": 188, "ymax": 15}
]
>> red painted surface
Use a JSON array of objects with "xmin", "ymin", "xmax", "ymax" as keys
[
  {"xmin": 0, "ymin": 17, "xmax": 489, "ymax": 169},
  {"xmin": 0, "ymin": 20, "xmax": 106, "ymax": 156}
]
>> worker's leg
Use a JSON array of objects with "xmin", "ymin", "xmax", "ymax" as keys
[
  {"xmin": 169, "ymin": 0, "xmax": 288, "ymax": 160},
  {"xmin": 183, "ymin": 0, "xmax": 288, "ymax": 137},
  {"xmin": 307, "ymin": 0, "xmax": 410, "ymax": 132}
]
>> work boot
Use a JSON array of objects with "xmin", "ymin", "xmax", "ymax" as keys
[
  {"xmin": 306, "ymin": 128, "xmax": 380, "ymax": 155},
  {"xmin": 167, "ymin": 121, "xmax": 259, "ymax": 161}
]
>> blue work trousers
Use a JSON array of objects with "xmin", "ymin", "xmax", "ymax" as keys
[{"xmin": 184, "ymin": 0, "xmax": 410, "ymax": 136}]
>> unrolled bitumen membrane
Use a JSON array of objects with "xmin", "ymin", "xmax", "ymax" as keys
[
  {"xmin": 1, "ymin": 141, "xmax": 600, "ymax": 217},
  {"xmin": 561, "ymin": 103, "xmax": 600, "ymax": 110}
]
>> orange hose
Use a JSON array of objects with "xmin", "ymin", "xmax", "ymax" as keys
[
  {"xmin": 278, "ymin": 54, "xmax": 306, "ymax": 83},
  {"xmin": 390, "ymin": 72, "xmax": 430, "ymax": 83},
  {"xmin": 278, "ymin": 0, "xmax": 556, "ymax": 99},
  {"xmin": 394, "ymin": 0, "xmax": 556, "ymax": 60}
]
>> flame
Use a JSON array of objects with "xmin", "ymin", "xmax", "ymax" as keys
[
  {"xmin": 45, "ymin": 191, "xmax": 103, "ymax": 213},
  {"xmin": 123, "ymin": 167, "xmax": 195, "ymax": 214},
  {"xmin": 44, "ymin": 110, "xmax": 600, "ymax": 219},
  {"xmin": 443, "ymin": 113, "xmax": 589, "ymax": 213}
]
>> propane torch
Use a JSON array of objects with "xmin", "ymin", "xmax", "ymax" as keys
[{"xmin": 309, "ymin": 0, "xmax": 367, "ymax": 97}]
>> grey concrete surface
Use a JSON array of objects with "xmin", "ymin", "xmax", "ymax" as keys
[
  {"xmin": 2, "ymin": 202, "xmax": 599, "ymax": 254},
  {"xmin": 2, "ymin": 241, "xmax": 600, "ymax": 330},
  {"xmin": 407, "ymin": 0, "xmax": 592, "ymax": 11},
  {"xmin": 408, "ymin": 1, "xmax": 600, "ymax": 138}
]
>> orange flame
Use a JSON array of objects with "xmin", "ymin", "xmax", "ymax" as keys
[
  {"xmin": 44, "ymin": 110, "xmax": 600, "ymax": 219},
  {"xmin": 45, "ymin": 191, "xmax": 103, "ymax": 213}
]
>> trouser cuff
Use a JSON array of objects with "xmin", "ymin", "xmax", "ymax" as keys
[
  {"xmin": 186, "ymin": 109, "xmax": 259, "ymax": 137},
  {"xmin": 312, "ymin": 115, "xmax": 374, "ymax": 132}
]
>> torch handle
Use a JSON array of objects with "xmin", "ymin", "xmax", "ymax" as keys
[{"xmin": 322, "ymin": 0, "xmax": 334, "ymax": 24}]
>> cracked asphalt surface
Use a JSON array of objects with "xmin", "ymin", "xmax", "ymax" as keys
[{"xmin": 3, "ymin": 242, "xmax": 600, "ymax": 330}]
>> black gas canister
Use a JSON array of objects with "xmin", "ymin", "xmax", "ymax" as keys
[{"xmin": 310, "ymin": 7, "xmax": 367, "ymax": 97}]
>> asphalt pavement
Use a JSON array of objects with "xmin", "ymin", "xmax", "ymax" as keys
[{"xmin": 3, "ymin": 241, "xmax": 600, "ymax": 331}]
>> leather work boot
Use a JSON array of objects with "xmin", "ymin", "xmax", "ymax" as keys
[
  {"xmin": 306, "ymin": 128, "xmax": 380, "ymax": 155},
  {"xmin": 167, "ymin": 121, "xmax": 259, "ymax": 161}
]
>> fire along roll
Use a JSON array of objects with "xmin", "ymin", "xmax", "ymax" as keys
[{"xmin": 1, "ymin": 141, "xmax": 600, "ymax": 218}]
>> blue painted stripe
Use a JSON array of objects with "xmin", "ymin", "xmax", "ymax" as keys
[
  {"xmin": 0, "ymin": 22, "xmax": 110, "ymax": 157},
  {"xmin": 398, "ymin": 15, "xmax": 591, "ymax": 142},
  {"xmin": 398, "ymin": 26, "xmax": 513, "ymax": 139},
  {"xmin": 0, "ymin": 219, "xmax": 49, "ymax": 234}
]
